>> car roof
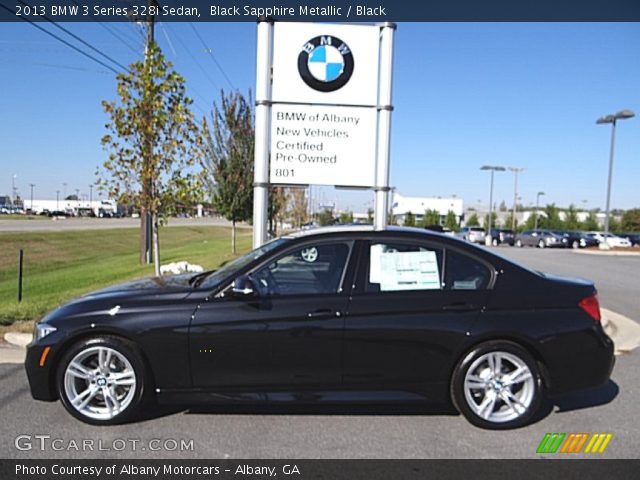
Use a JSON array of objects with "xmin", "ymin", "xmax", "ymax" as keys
[{"xmin": 284, "ymin": 225, "xmax": 448, "ymax": 240}]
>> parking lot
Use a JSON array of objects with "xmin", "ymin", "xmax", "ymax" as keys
[{"xmin": 1, "ymin": 247, "xmax": 638, "ymax": 459}]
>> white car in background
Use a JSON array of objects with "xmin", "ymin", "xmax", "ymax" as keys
[{"xmin": 586, "ymin": 232, "xmax": 632, "ymax": 247}]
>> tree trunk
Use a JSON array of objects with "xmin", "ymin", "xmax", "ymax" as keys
[
  {"xmin": 140, "ymin": 209, "xmax": 147, "ymax": 264},
  {"xmin": 152, "ymin": 212, "xmax": 161, "ymax": 276},
  {"xmin": 231, "ymin": 219, "xmax": 236, "ymax": 255}
]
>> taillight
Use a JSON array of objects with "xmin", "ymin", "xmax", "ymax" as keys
[{"xmin": 579, "ymin": 294, "xmax": 601, "ymax": 322}]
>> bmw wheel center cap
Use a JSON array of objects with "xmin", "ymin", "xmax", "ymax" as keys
[{"xmin": 298, "ymin": 36, "xmax": 354, "ymax": 92}]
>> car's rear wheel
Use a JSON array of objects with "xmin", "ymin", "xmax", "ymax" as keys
[
  {"xmin": 56, "ymin": 336, "xmax": 147, "ymax": 425},
  {"xmin": 451, "ymin": 341, "xmax": 542, "ymax": 429},
  {"xmin": 538, "ymin": 240, "xmax": 545, "ymax": 249}
]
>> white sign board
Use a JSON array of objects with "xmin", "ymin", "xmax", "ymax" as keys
[
  {"xmin": 270, "ymin": 104, "xmax": 377, "ymax": 187},
  {"xmin": 272, "ymin": 22, "xmax": 380, "ymax": 107}
]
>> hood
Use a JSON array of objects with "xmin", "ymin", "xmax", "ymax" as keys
[{"xmin": 84, "ymin": 273, "xmax": 196, "ymax": 298}]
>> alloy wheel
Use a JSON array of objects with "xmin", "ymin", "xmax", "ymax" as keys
[
  {"xmin": 63, "ymin": 346, "xmax": 137, "ymax": 421},
  {"xmin": 462, "ymin": 351, "xmax": 535, "ymax": 424}
]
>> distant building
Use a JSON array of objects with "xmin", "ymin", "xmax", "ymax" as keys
[
  {"xmin": 391, "ymin": 193, "xmax": 464, "ymax": 225},
  {"xmin": 26, "ymin": 199, "xmax": 117, "ymax": 216}
]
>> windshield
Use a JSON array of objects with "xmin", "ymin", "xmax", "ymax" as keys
[{"xmin": 197, "ymin": 237, "xmax": 289, "ymax": 289}]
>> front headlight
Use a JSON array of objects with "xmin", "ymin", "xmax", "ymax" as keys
[{"xmin": 33, "ymin": 323, "xmax": 57, "ymax": 342}]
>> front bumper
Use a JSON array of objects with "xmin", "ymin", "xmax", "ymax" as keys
[{"xmin": 25, "ymin": 342, "xmax": 58, "ymax": 401}]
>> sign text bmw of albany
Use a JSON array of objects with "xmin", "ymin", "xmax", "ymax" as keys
[{"xmin": 270, "ymin": 22, "xmax": 381, "ymax": 187}]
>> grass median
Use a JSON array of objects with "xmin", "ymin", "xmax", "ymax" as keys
[{"xmin": 0, "ymin": 226, "xmax": 252, "ymax": 326}]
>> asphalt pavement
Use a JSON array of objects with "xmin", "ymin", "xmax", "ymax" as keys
[{"xmin": 0, "ymin": 247, "xmax": 638, "ymax": 459}]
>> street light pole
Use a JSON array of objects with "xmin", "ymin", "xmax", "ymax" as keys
[
  {"xmin": 480, "ymin": 165, "xmax": 506, "ymax": 245},
  {"xmin": 29, "ymin": 183, "xmax": 35, "ymax": 212},
  {"xmin": 596, "ymin": 110, "xmax": 635, "ymax": 248},
  {"xmin": 508, "ymin": 167, "xmax": 525, "ymax": 230},
  {"xmin": 534, "ymin": 191, "xmax": 545, "ymax": 230}
]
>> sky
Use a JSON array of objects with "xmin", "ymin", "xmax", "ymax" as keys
[{"xmin": 1, "ymin": 22, "xmax": 639, "ymax": 212}]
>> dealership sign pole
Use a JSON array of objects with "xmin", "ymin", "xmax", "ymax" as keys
[
  {"xmin": 252, "ymin": 18, "xmax": 274, "ymax": 249},
  {"xmin": 253, "ymin": 21, "xmax": 395, "ymax": 247}
]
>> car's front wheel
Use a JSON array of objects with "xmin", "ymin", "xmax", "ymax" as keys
[
  {"xmin": 56, "ymin": 336, "xmax": 147, "ymax": 425},
  {"xmin": 451, "ymin": 341, "xmax": 542, "ymax": 429}
]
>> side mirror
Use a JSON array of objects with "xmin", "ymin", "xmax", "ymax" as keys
[{"xmin": 231, "ymin": 275, "xmax": 258, "ymax": 297}]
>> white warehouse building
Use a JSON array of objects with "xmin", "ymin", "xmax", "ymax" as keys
[
  {"xmin": 27, "ymin": 198, "xmax": 118, "ymax": 216},
  {"xmin": 391, "ymin": 193, "xmax": 464, "ymax": 225}
]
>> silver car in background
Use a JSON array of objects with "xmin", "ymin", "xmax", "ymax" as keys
[{"xmin": 457, "ymin": 226, "xmax": 486, "ymax": 244}]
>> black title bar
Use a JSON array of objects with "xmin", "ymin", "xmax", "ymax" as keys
[{"xmin": 1, "ymin": 0, "xmax": 640, "ymax": 22}]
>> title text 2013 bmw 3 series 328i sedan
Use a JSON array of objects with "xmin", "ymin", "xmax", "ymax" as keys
[{"xmin": 25, "ymin": 227, "xmax": 614, "ymax": 429}]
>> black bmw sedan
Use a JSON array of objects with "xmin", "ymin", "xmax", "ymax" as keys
[{"xmin": 25, "ymin": 227, "xmax": 614, "ymax": 429}]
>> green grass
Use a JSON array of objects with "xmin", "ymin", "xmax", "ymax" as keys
[{"xmin": 0, "ymin": 226, "xmax": 251, "ymax": 325}]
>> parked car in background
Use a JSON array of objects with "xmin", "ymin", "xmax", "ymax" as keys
[
  {"xmin": 26, "ymin": 226, "xmax": 614, "ymax": 430},
  {"xmin": 586, "ymin": 232, "xmax": 632, "ymax": 248},
  {"xmin": 489, "ymin": 228, "xmax": 515, "ymax": 246},
  {"xmin": 515, "ymin": 230, "xmax": 564, "ymax": 248},
  {"xmin": 551, "ymin": 231, "xmax": 598, "ymax": 249},
  {"xmin": 457, "ymin": 226, "xmax": 486, "ymax": 244},
  {"xmin": 618, "ymin": 233, "xmax": 640, "ymax": 247}
]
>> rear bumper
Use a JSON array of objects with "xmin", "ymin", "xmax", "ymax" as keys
[{"xmin": 544, "ymin": 326, "xmax": 615, "ymax": 396}]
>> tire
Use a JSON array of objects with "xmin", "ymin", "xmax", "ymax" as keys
[
  {"xmin": 300, "ymin": 247, "xmax": 319, "ymax": 263},
  {"xmin": 538, "ymin": 240, "xmax": 545, "ymax": 249},
  {"xmin": 450, "ymin": 341, "xmax": 542, "ymax": 430},
  {"xmin": 571, "ymin": 240, "xmax": 579, "ymax": 249},
  {"xmin": 515, "ymin": 239, "xmax": 522, "ymax": 248},
  {"xmin": 56, "ymin": 335, "xmax": 148, "ymax": 425}
]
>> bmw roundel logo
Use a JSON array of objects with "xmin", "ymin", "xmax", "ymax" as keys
[{"xmin": 298, "ymin": 35, "xmax": 354, "ymax": 92}]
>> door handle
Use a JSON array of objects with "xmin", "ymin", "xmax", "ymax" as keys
[
  {"xmin": 443, "ymin": 303, "xmax": 481, "ymax": 312},
  {"xmin": 307, "ymin": 309, "xmax": 339, "ymax": 319}
]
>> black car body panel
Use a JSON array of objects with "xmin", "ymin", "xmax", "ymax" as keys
[{"xmin": 25, "ymin": 227, "xmax": 614, "ymax": 411}]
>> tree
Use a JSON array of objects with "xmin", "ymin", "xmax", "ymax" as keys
[
  {"xmin": 339, "ymin": 211, "xmax": 354, "ymax": 224},
  {"xmin": 269, "ymin": 187, "xmax": 286, "ymax": 235},
  {"xmin": 581, "ymin": 212, "xmax": 599, "ymax": 231},
  {"xmin": 444, "ymin": 210, "xmax": 459, "ymax": 232},
  {"xmin": 484, "ymin": 212, "xmax": 498, "ymax": 229},
  {"xmin": 466, "ymin": 213, "xmax": 480, "ymax": 226},
  {"xmin": 564, "ymin": 204, "xmax": 580, "ymax": 231},
  {"xmin": 621, "ymin": 209, "xmax": 640, "ymax": 232},
  {"xmin": 504, "ymin": 212, "xmax": 517, "ymax": 231},
  {"xmin": 99, "ymin": 42, "xmax": 203, "ymax": 275},
  {"xmin": 404, "ymin": 211, "xmax": 416, "ymax": 227},
  {"xmin": 202, "ymin": 91, "xmax": 254, "ymax": 254},
  {"xmin": 499, "ymin": 200, "xmax": 507, "ymax": 212},
  {"xmin": 542, "ymin": 203, "xmax": 563, "ymax": 230},
  {"xmin": 420, "ymin": 209, "xmax": 440, "ymax": 227},
  {"xmin": 287, "ymin": 188, "xmax": 308, "ymax": 228},
  {"xmin": 317, "ymin": 208, "xmax": 335, "ymax": 226}
]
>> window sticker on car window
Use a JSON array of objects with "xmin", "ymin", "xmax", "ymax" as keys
[
  {"xmin": 372, "ymin": 249, "xmax": 441, "ymax": 291},
  {"xmin": 453, "ymin": 280, "xmax": 478, "ymax": 290}
]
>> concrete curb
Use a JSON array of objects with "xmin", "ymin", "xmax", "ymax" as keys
[
  {"xmin": 573, "ymin": 249, "xmax": 640, "ymax": 256},
  {"xmin": 602, "ymin": 308, "xmax": 640, "ymax": 355},
  {"xmin": 4, "ymin": 332, "xmax": 32, "ymax": 348}
]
